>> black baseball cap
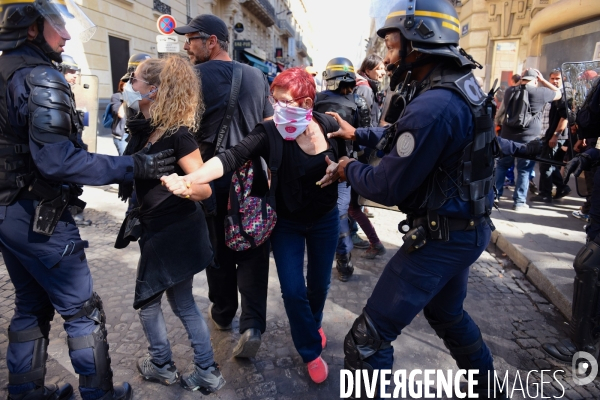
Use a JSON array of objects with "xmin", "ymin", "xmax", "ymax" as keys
[{"xmin": 174, "ymin": 14, "xmax": 229, "ymax": 42}]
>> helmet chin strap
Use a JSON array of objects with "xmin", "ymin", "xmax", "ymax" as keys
[
  {"xmin": 32, "ymin": 18, "xmax": 63, "ymax": 63},
  {"xmin": 388, "ymin": 36, "xmax": 432, "ymax": 91}
]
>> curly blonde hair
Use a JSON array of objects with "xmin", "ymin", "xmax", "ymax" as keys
[{"xmin": 137, "ymin": 56, "xmax": 203, "ymax": 138}]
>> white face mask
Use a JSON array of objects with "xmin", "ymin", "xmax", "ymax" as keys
[
  {"xmin": 122, "ymin": 81, "xmax": 156, "ymax": 112},
  {"xmin": 273, "ymin": 104, "xmax": 313, "ymax": 140}
]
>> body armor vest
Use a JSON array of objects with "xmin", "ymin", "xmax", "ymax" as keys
[
  {"xmin": 315, "ymin": 91, "xmax": 372, "ymax": 156},
  {"xmin": 0, "ymin": 54, "xmax": 80, "ymax": 205},
  {"xmin": 396, "ymin": 68, "xmax": 499, "ymax": 217}
]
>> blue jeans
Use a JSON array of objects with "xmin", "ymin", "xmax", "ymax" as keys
[
  {"xmin": 495, "ymin": 155, "xmax": 535, "ymax": 205},
  {"xmin": 270, "ymin": 207, "xmax": 339, "ymax": 363},
  {"xmin": 337, "ymin": 183, "xmax": 353, "ymax": 255},
  {"xmin": 138, "ymin": 277, "xmax": 214, "ymax": 368},
  {"xmin": 363, "ymin": 222, "xmax": 493, "ymax": 372}
]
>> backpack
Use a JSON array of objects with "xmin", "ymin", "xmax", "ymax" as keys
[
  {"xmin": 576, "ymin": 79, "xmax": 600, "ymax": 138},
  {"xmin": 224, "ymin": 122, "xmax": 283, "ymax": 251},
  {"xmin": 504, "ymin": 85, "xmax": 533, "ymax": 129},
  {"xmin": 102, "ymin": 102, "xmax": 114, "ymax": 129}
]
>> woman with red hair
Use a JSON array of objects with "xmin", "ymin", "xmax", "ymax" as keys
[{"xmin": 161, "ymin": 67, "xmax": 345, "ymax": 383}]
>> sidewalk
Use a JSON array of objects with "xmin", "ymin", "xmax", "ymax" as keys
[{"xmin": 491, "ymin": 178, "xmax": 586, "ymax": 321}]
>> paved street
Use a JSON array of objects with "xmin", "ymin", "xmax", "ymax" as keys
[{"xmin": 0, "ymin": 180, "xmax": 599, "ymax": 400}]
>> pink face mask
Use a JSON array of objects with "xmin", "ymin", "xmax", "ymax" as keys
[{"xmin": 273, "ymin": 103, "xmax": 313, "ymax": 140}]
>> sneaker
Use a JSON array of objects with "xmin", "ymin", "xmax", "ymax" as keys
[
  {"xmin": 180, "ymin": 362, "xmax": 226, "ymax": 393},
  {"xmin": 529, "ymin": 180, "xmax": 539, "ymax": 195},
  {"xmin": 364, "ymin": 207, "xmax": 374, "ymax": 218},
  {"xmin": 351, "ymin": 233, "xmax": 370, "ymax": 249},
  {"xmin": 512, "ymin": 203, "xmax": 529, "ymax": 211},
  {"xmin": 232, "ymin": 328, "xmax": 261, "ymax": 358},
  {"xmin": 208, "ymin": 303, "xmax": 232, "ymax": 331},
  {"xmin": 307, "ymin": 356, "xmax": 328, "ymax": 384},
  {"xmin": 553, "ymin": 186, "xmax": 572, "ymax": 199},
  {"xmin": 572, "ymin": 210, "xmax": 591, "ymax": 222},
  {"xmin": 318, "ymin": 327, "xmax": 326, "ymax": 349},
  {"xmin": 137, "ymin": 356, "xmax": 179, "ymax": 385},
  {"xmin": 362, "ymin": 242, "xmax": 386, "ymax": 259},
  {"xmin": 530, "ymin": 194, "xmax": 552, "ymax": 203}
]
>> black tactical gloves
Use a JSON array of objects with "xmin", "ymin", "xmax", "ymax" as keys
[
  {"xmin": 563, "ymin": 152, "xmax": 593, "ymax": 184},
  {"xmin": 132, "ymin": 144, "xmax": 176, "ymax": 179},
  {"xmin": 522, "ymin": 138, "xmax": 544, "ymax": 157}
]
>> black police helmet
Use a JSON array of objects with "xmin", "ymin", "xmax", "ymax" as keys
[
  {"xmin": 120, "ymin": 53, "xmax": 152, "ymax": 82},
  {"xmin": 323, "ymin": 57, "xmax": 356, "ymax": 91},
  {"xmin": 59, "ymin": 54, "xmax": 80, "ymax": 72},
  {"xmin": 0, "ymin": 1, "xmax": 42, "ymax": 50},
  {"xmin": 378, "ymin": 0, "xmax": 475, "ymax": 68}
]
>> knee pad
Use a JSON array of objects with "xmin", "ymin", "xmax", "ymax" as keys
[
  {"xmin": 425, "ymin": 310, "xmax": 483, "ymax": 370},
  {"xmin": 344, "ymin": 310, "xmax": 391, "ymax": 371},
  {"xmin": 8, "ymin": 323, "xmax": 50, "ymax": 387},
  {"xmin": 63, "ymin": 292, "xmax": 113, "ymax": 391},
  {"xmin": 571, "ymin": 240, "xmax": 600, "ymax": 351}
]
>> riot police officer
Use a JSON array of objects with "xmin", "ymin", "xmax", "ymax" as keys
[
  {"xmin": 314, "ymin": 57, "xmax": 371, "ymax": 282},
  {"xmin": 325, "ymin": 0, "xmax": 508, "ymax": 397},
  {"xmin": 0, "ymin": 1, "xmax": 175, "ymax": 399}
]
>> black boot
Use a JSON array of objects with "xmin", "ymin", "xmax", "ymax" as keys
[
  {"xmin": 541, "ymin": 338, "xmax": 578, "ymax": 363},
  {"xmin": 336, "ymin": 253, "xmax": 354, "ymax": 282},
  {"xmin": 7, "ymin": 384, "xmax": 73, "ymax": 400},
  {"xmin": 97, "ymin": 383, "xmax": 133, "ymax": 400}
]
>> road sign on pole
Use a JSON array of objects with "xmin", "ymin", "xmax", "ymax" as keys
[{"xmin": 156, "ymin": 14, "xmax": 177, "ymax": 35}]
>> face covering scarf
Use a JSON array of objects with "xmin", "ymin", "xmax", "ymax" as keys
[{"xmin": 273, "ymin": 103, "xmax": 313, "ymax": 140}]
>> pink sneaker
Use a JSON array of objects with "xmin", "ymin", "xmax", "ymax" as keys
[
  {"xmin": 307, "ymin": 356, "xmax": 328, "ymax": 384},
  {"xmin": 318, "ymin": 327, "xmax": 327, "ymax": 349}
]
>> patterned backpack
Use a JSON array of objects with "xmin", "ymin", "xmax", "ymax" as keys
[{"xmin": 224, "ymin": 122, "xmax": 283, "ymax": 251}]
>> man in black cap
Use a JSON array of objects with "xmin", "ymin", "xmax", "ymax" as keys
[{"xmin": 174, "ymin": 14, "xmax": 273, "ymax": 360}]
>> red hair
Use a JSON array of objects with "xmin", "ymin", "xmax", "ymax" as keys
[{"xmin": 271, "ymin": 67, "xmax": 316, "ymax": 103}]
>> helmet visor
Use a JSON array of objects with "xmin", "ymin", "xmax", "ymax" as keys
[{"xmin": 38, "ymin": 0, "xmax": 96, "ymax": 42}]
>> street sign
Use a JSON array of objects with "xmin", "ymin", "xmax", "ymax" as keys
[
  {"xmin": 156, "ymin": 35, "xmax": 178, "ymax": 43},
  {"xmin": 157, "ymin": 42, "xmax": 180, "ymax": 53},
  {"xmin": 233, "ymin": 40, "xmax": 251, "ymax": 49},
  {"xmin": 156, "ymin": 14, "xmax": 177, "ymax": 35},
  {"xmin": 234, "ymin": 23, "xmax": 244, "ymax": 33}
]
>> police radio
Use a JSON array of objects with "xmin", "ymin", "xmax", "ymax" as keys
[{"xmin": 384, "ymin": 71, "xmax": 416, "ymax": 124}]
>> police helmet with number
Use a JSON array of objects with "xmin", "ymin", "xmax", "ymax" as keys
[
  {"xmin": 0, "ymin": 0, "xmax": 96, "ymax": 51},
  {"xmin": 323, "ymin": 57, "xmax": 356, "ymax": 91},
  {"xmin": 378, "ymin": 0, "xmax": 474, "ymax": 68}
]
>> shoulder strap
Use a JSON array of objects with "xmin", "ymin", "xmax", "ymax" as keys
[
  {"xmin": 214, "ymin": 61, "xmax": 243, "ymax": 156},
  {"xmin": 262, "ymin": 121, "xmax": 283, "ymax": 209}
]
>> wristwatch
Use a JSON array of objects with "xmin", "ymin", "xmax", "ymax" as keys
[{"xmin": 553, "ymin": 132, "xmax": 560, "ymax": 136}]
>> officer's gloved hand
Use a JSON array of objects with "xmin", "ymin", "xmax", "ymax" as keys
[
  {"xmin": 522, "ymin": 138, "xmax": 544, "ymax": 157},
  {"xmin": 563, "ymin": 152, "xmax": 593, "ymax": 184},
  {"xmin": 132, "ymin": 144, "xmax": 176, "ymax": 179}
]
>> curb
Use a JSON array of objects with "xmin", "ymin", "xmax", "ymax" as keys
[{"xmin": 491, "ymin": 230, "xmax": 572, "ymax": 321}]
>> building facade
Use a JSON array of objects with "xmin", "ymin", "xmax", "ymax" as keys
[{"xmin": 68, "ymin": 0, "xmax": 315, "ymax": 101}]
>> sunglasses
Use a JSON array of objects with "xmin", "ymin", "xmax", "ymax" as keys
[{"xmin": 130, "ymin": 72, "xmax": 150, "ymax": 85}]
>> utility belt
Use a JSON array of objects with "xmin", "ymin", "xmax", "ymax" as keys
[
  {"xmin": 398, "ymin": 210, "xmax": 489, "ymax": 253},
  {"xmin": 16, "ymin": 175, "xmax": 86, "ymax": 236}
]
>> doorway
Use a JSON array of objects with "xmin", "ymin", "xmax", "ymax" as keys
[{"xmin": 108, "ymin": 36, "xmax": 129, "ymax": 94}]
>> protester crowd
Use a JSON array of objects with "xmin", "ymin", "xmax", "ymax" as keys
[{"xmin": 2, "ymin": 0, "xmax": 600, "ymax": 399}]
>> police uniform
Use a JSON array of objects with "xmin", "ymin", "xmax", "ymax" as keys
[
  {"xmin": 340, "ymin": 1, "xmax": 507, "ymax": 398},
  {"xmin": 0, "ymin": 2, "xmax": 173, "ymax": 399},
  {"xmin": 314, "ymin": 57, "xmax": 371, "ymax": 282}
]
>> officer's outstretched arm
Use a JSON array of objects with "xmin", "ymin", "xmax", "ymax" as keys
[{"xmin": 326, "ymin": 111, "xmax": 387, "ymax": 149}]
